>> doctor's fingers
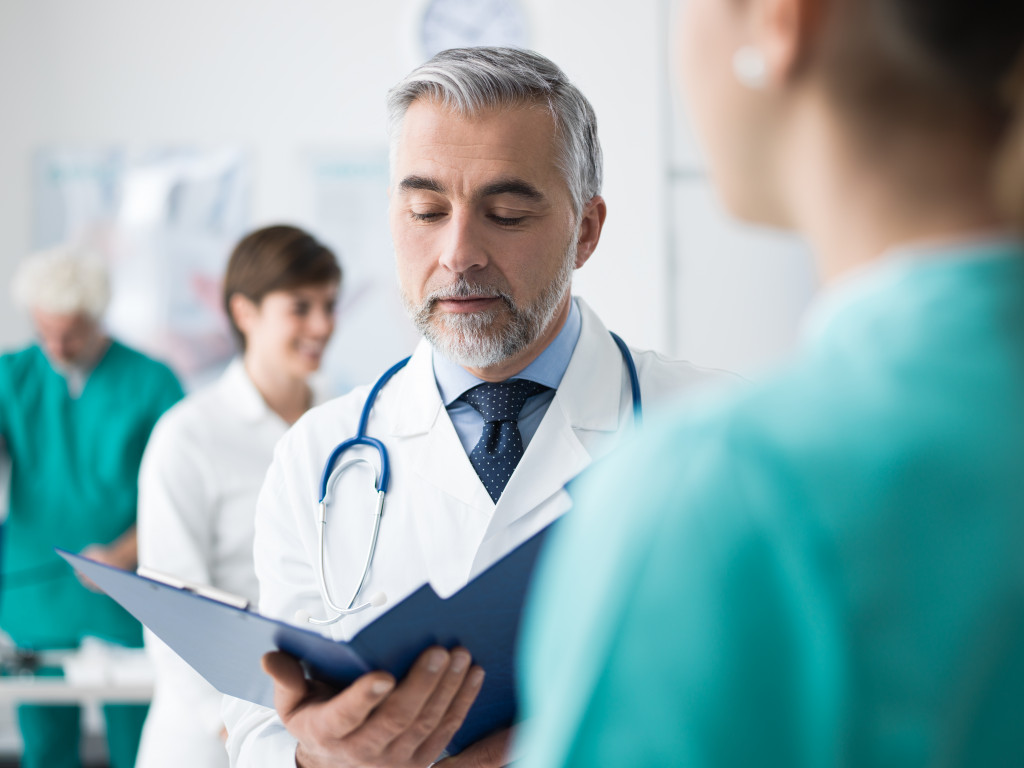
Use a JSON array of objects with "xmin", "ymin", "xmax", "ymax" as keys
[
  {"xmin": 346, "ymin": 647, "xmax": 480, "ymax": 761},
  {"xmin": 263, "ymin": 650, "xmax": 392, "ymax": 728},
  {"xmin": 383, "ymin": 650, "xmax": 486, "ymax": 764},
  {"xmin": 435, "ymin": 727, "xmax": 511, "ymax": 768}
]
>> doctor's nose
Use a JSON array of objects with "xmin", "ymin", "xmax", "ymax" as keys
[{"xmin": 437, "ymin": 214, "xmax": 488, "ymax": 275}]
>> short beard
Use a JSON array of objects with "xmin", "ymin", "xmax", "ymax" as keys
[{"xmin": 403, "ymin": 243, "xmax": 577, "ymax": 369}]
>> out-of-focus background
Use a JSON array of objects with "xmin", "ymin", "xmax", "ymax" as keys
[
  {"xmin": 0, "ymin": 0, "xmax": 815, "ymax": 762},
  {"xmin": 0, "ymin": 0, "xmax": 815, "ymax": 386}
]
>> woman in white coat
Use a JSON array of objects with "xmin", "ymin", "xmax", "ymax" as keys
[{"xmin": 135, "ymin": 224, "xmax": 341, "ymax": 768}]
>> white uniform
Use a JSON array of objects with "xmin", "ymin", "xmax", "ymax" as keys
[
  {"xmin": 224, "ymin": 300, "xmax": 730, "ymax": 766},
  {"xmin": 136, "ymin": 360, "xmax": 326, "ymax": 768}
]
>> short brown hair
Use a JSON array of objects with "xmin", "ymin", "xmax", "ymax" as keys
[{"xmin": 223, "ymin": 225, "xmax": 341, "ymax": 350}]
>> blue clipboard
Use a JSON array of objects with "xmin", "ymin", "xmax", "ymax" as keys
[{"xmin": 56, "ymin": 523, "xmax": 551, "ymax": 754}]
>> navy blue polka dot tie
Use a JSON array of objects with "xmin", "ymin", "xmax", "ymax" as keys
[{"xmin": 460, "ymin": 379, "xmax": 551, "ymax": 503}]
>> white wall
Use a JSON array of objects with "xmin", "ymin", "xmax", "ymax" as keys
[{"xmin": 0, "ymin": 0, "xmax": 815, "ymax": 371}]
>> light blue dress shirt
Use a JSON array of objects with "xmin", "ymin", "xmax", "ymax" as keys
[{"xmin": 433, "ymin": 298, "xmax": 582, "ymax": 455}]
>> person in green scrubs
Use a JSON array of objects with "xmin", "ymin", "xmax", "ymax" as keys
[
  {"xmin": 0, "ymin": 246, "xmax": 183, "ymax": 768},
  {"xmin": 518, "ymin": 1, "xmax": 1024, "ymax": 766}
]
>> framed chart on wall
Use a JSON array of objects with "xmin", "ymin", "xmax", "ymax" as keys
[{"xmin": 32, "ymin": 146, "xmax": 251, "ymax": 390}]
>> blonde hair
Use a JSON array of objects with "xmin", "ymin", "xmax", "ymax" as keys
[{"xmin": 11, "ymin": 245, "xmax": 110, "ymax": 319}]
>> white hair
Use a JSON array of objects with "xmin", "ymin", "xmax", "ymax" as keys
[
  {"xmin": 386, "ymin": 47, "xmax": 603, "ymax": 216},
  {"xmin": 11, "ymin": 245, "xmax": 110, "ymax": 319}
]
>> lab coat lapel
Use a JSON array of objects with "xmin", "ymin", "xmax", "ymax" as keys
[
  {"xmin": 386, "ymin": 340, "xmax": 493, "ymax": 592},
  {"xmin": 389, "ymin": 340, "xmax": 492, "ymax": 511},
  {"xmin": 472, "ymin": 302, "xmax": 627, "ymax": 572}
]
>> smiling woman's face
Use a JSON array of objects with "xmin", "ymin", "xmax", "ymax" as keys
[{"xmin": 236, "ymin": 282, "xmax": 338, "ymax": 379}]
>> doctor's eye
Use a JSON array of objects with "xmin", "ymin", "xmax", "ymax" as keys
[
  {"xmin": 410, "ymin": 211, "xmax": 445, "ymax": 223},
  {"xmin": 490, "ymin": 214, "xmax": 526, "ymax": 228}
]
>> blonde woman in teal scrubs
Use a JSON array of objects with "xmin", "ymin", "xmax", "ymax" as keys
[{"xmin": 518, "ymin": 0, "xmax": 1024, "ymax": 766}]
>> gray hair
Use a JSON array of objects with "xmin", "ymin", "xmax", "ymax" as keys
[
  {"xmin": 386, "ymin": 47, "xmax": 603, "ymax": 216},
  {"xmin": 11, "ymin": 244, "xmax": 110, "ymax": 319}
]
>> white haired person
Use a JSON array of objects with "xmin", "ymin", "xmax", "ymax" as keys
[
  {"xmin": 517, "ymin": 0, "xmax": 1024, "ymax": 765},
  {"xmin": 0, "ymin": 245, "xmax": 182, "ymax": 768}
]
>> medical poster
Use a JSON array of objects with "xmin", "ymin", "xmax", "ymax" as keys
[
  {"xmin": 306, "ymin": 149, "xmax": 420, "ymax": 394},
  {"xmin": 33, "ymin": 147, "xmax": 250, "ymax": 389}
]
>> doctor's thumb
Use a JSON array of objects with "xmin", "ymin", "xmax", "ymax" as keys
[{"xmin": 263, "ymin": 651, "xmax": 314, "ymax": 716}]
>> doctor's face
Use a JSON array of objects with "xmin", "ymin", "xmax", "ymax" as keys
[
  {"xmin": 236, "ymin": 282, "xmax": 338, "ymax": 380},
  {"xmin": 32, "ymin": 309, "xmax": 105, "ymax": 368},
  {"xmin": 390, "ymin": 98, "xmax": 604, "ymax": 379}
]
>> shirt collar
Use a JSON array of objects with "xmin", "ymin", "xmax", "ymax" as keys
[
  {"xmin": 220, "ymin": 358, "xmax": 272, "ymax": 423},
  {"xmin": 432, "ymin": 297, "xmax": 583, "ymax": 406}
]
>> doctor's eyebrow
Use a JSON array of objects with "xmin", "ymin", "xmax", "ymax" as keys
[
  {"xmin": 398, "ymin": 175, "xmax": 446, "ymax": 194},
  {"xmin": 477, "ymin": 178, "xmax": 545, "ymax": 202},
  {"xmin": 397, "ymin": 175, "xmax": 546, "ymax": 203}
]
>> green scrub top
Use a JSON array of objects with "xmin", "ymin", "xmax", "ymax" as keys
[
  {"xmin": 0, "ymin": 340, "xmax": 183, "ymax": 649},
  {"xmin": 518, "ymin": 240, "xmax": 1024, "ymax": 767}
]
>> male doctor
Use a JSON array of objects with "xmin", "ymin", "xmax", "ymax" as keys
[{"xmin": 224, "ymin": 47, "xmax": 727, "ymax": 767}]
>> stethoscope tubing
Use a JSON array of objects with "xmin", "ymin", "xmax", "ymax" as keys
[{"xmin": 311, "ymin": 333, "xmax": 641, "ymax": 625}]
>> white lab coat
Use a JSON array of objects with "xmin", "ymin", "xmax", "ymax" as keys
[
  {"xmin": 224, "ymin": 299, "xmax": 730, "ymax": 766},
  {"xmin": 136, "ymin": 359, "xmax": 327, "ymax": 768}
]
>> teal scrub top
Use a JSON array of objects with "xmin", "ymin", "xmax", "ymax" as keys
[
  {"xmin": 0, "ymin": 340, "xmax": 183, "ymax": 649},
  {"xmin": 518, "ymin": 240, "xmax": 1024, "ymax": 767}
]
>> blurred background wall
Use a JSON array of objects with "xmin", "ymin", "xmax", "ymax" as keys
[{"xmin": 0, "ymin": 0, "xmax": 816, "ymax": 383}]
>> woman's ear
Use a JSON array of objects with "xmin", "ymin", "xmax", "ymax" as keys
[
  {"xmin": 756, "ymin": 0, "xmax": 826, "ymax": 86},
  {"xmin": 228, "ymin": 293, "xmax": 259, "ymax": 337}
]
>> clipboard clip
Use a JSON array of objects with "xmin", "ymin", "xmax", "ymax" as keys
[{"xmin": 136, "ymin": 566, "xmax": 250, "ymax": 611}]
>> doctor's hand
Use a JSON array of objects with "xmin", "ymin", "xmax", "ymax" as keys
[
  {"xmin": 263, "ymin": 646, "xmax": 486, "ymax": 768},
  {"xmin": 434, "ymin": 728, "xmax": 511, "ymax": 767}
]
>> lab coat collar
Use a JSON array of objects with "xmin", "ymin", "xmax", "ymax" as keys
[
  {"xmin": 217, "ymin": 358, "xmax": 330, "ymax": 427},
  {"xmin": 390, "ymin": 298, "xmax": 623, "ymax": 437},
  {"xmin": 472, "ymin": 300, "xmax": 628, "ymax": 559},
  {"xmin": 389, "ymin": 341, "xmax": 445, "ymax": 437},
  {"xmin": 553, "ymin": 298, "xmax": 626, "ymax": 434},
  {"xmin": 386, "ymin": 300, "xmax": 629, "ymax": 520},
  {"xmin": 389, "ymin": 340, "xmax": 493, "ymax": 509},
  {"xmin": 219, "ymin": 358, "xmax": 271, "ymax": 424}
]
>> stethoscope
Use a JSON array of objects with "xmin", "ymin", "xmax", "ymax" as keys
[{"xmin": 303, "ymin": 332, "xmax": 642, "ymax": 626}]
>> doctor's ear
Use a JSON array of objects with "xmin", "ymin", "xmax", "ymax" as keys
[
  {"xmin": 574, "ymin": 195, "xmax": 607, "ymax": 269},
  {"xmin": 228, "ymin": 293, "xmax": 261, "ymax": 336}
]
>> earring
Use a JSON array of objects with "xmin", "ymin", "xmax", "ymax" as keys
[{"xmin": 732, "ymin": 46, "xmax": 768, "ymax": 90}]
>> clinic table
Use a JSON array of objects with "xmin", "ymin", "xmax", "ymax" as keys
[{"xmin": 0, "ymin": 676, "xmax": 152, "ymax": 705}]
